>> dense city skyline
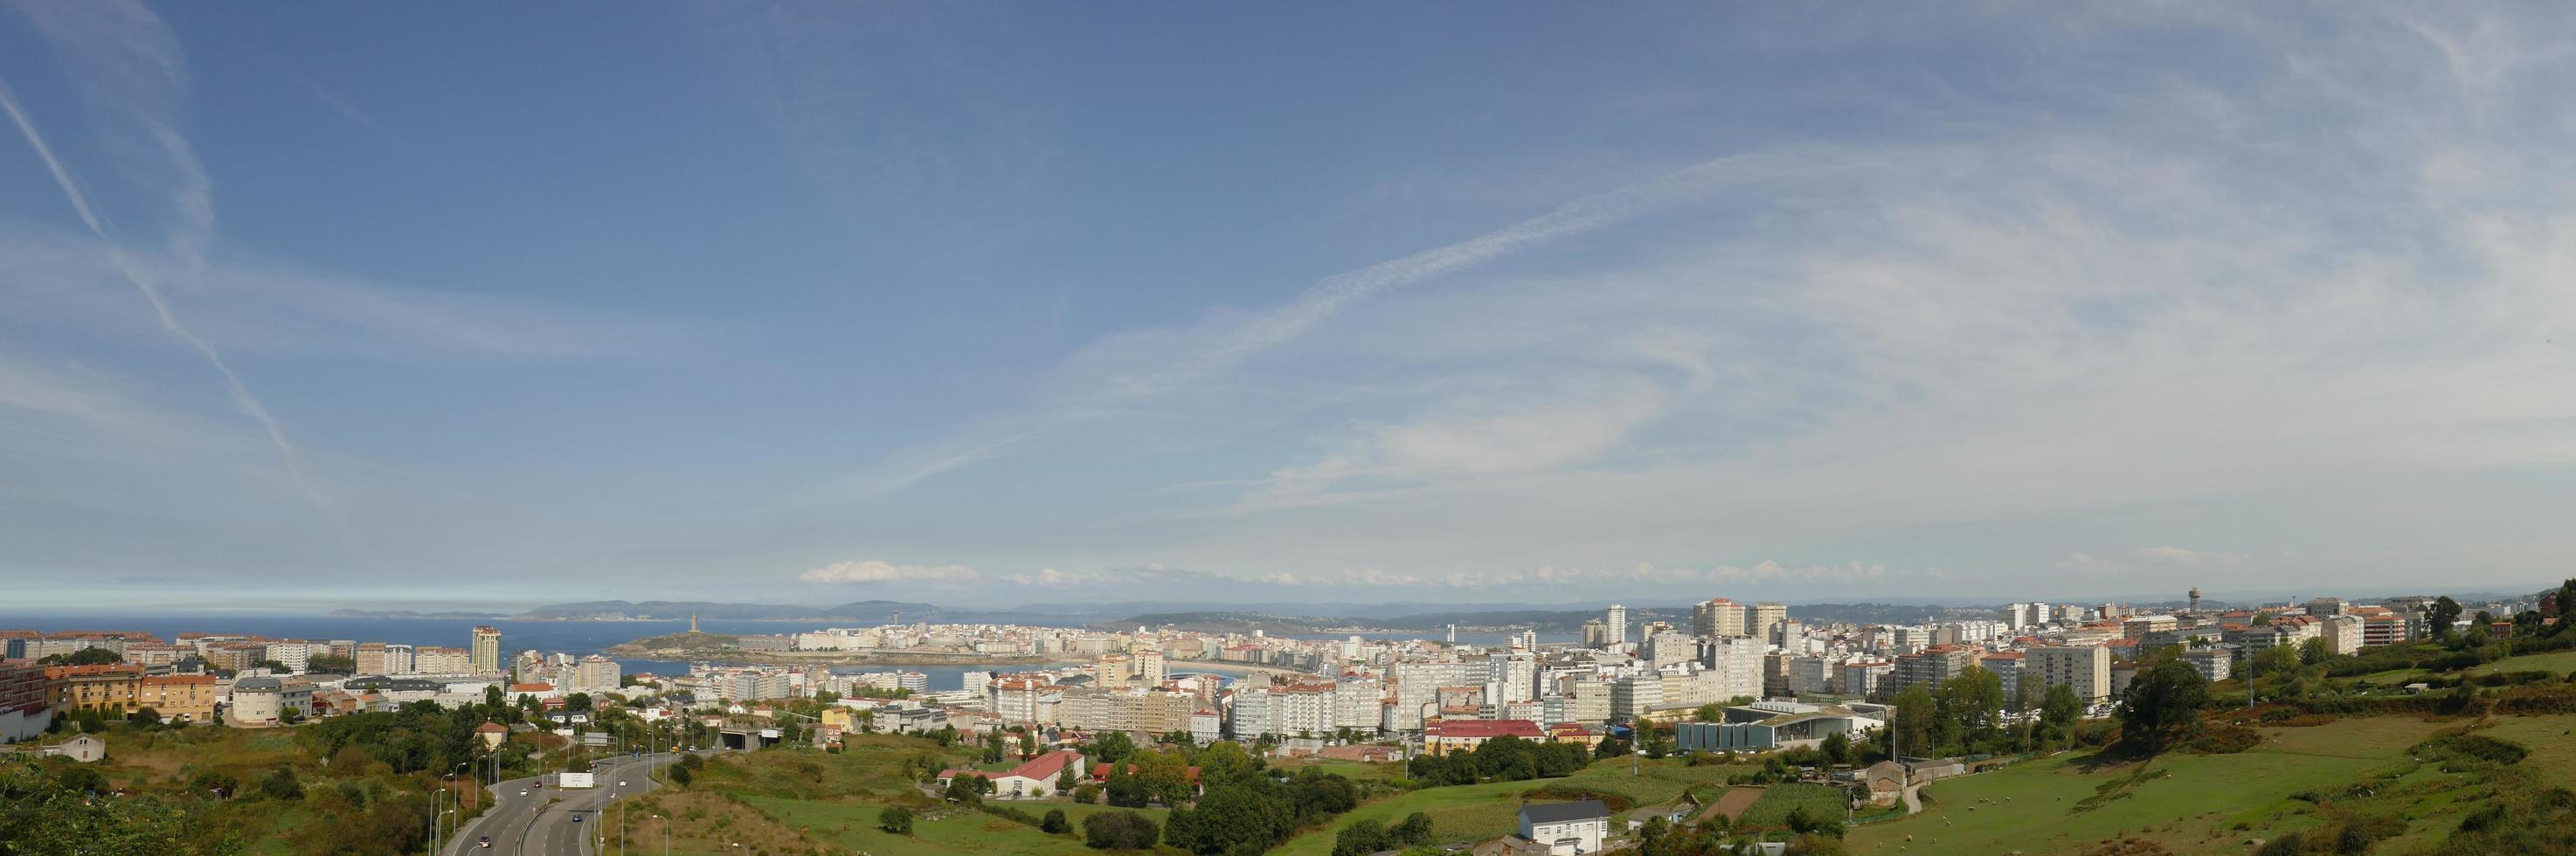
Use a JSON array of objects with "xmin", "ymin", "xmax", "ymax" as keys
[{"xmin": 9, "ymin": 3, "xmax": 2576, "ymax": 609}]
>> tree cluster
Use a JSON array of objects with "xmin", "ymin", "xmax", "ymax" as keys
[
  {"xmin": 1332, "ymin": 811, "xmax": 1434, "ymax": 856},
  {"xmin": 1161, "ymin": 766, "xmax": 1361, "ymax": 853},
  {"xmin": 1404, "ymin": 735, "xmax": 1593, "ymax": 786},
  {"xmin": 1081, "ymin": 811, "xmax": 1160, "ymax": 849}
]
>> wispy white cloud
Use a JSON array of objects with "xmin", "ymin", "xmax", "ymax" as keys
[
  {"xmin": 853, "ymin": 150, "xmax": 1829, "ymax": 494},
  {"xmin": 0, "ymin": 224, "xmax": 687, "ymax": 362},
  {"xmin": 800, "ymin": 559, "xmax": 982, "ymax": 584}
]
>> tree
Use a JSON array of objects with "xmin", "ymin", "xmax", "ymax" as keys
[
  {"xmin": 1195, "ymin": 741, "xmax": 1256, "ymax": 786},
  {"xmin": 877, "ymin": 805, "xmax": 915, "ymax": 835},
  {"xmin": 190, "ymin": 769, "xmax": 240, "ymax": 799},
  {"xmin": 1073, "ymin": 783, "xmax": 1100, "ymax": 804},
  {"xmin": 1042, "ymin": 808, "xmax": 1071, "ymax": 834},
  {"xmin": 1395, "ymin": 811, "xmax": 1434, "ymax": 846},
  {"xmin": 1081, "ymin": 811, "xmax": 1160, "ymax": 849},
  {"xmin": 2554, "ymin": 578, "xmax": 2576, "ymax": 633},
  {"xmin": 35, "ymin": 647, "xmax": 121, "ymax": 666},
  {"xmin": 2116, "ymin": 659, "xmax": 2209, "ymax": 755},
  {"xmin": 945, "ymin": 773, "xmax": 994, "ymax": 804},
  {"xmin": 1888, "ymin": 687, "xmax": 1935, "ymax": 759},
  {"xmin": 2039, "ymin": 684, "xmax": 2083, "ymax": 744},
  {"xmin": 128, "ymin": 707, "xmax": 162, "ymax": 728},
  {"xmin": 1057, "ymin": 761, "xmax": 1080, "ymax": 792},
  {"xmin": 1694, "ymin": 702, "xmax": 1724, "ymax": 722},
  {"xmin": 1091, "ymin": 730, "xmax": 1136, "ymax": 766},
  {"xmin": 2296, "ymin": 636, "xmax": 2332, "ymax": 666},
  {"xmin": 1333, "ymin": 819, "xmax": 1395, "ymax": 856},
  {"xmin": 565, "ymin": 693, "xmax": 593, "ymax": 714},
  {"xmin": 2249, "ymin": 645, "xmax": 2302, "ymax": 689},
  {"xmin": 668, "ymin": 763, "xmax": 693, "ymax": 789},
  {"xmin": 2429, "ymin": 597, "xmax": 2463, "ymax": 639},
  {"xmin": 257, "ymin": 766, "xmax": 305, "ymax": 801},
  {"xmin": 1104, "ymin": 766, "xmax": 1150, "ymax": 807},
  {"xmin": 1820, "ymin": 730, "xmax": 1853, "ymax": 766},
  {"xmin": 1932, "ymin": 667, "xmax": 2005, "ymax": 755},
  {"xmin": 307, "ymin": 654, "xmax": 357, "ymax": 673}
]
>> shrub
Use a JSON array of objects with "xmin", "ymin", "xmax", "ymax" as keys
[
  {"xmin": 876, "ymin": 805, "xmax": 914, "ymax": 835},
  {"xmin": 1080, "ymin": 811, "xmax": 1160, "ymax": 849},
  {"xmin": 2408, "ymin": 730, "xmax": 2528, "ymax": 769},
  {"xmin": 2185, "ymin": 725, "xmax": 2261, "ymax": 755},
  {"xmin": 1041, "ymin": 808, "xmax": 1070, "ymax": 834},
  {"xmin": 1520, "ymin": 785, "xmax": 1633, "ymax": 812}
]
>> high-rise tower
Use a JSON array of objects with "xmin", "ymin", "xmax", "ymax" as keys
[
  {"xmin": 1607, "ymin": 604, "xmax": 1628, "ymax": 646},
  {"xmin": 470, "ymin": 626, "xmax": 502, "ymax": 675}
]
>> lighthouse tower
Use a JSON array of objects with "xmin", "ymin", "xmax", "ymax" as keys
[{"xmin": 690, "ymin": 612, "xmax": 700, "ymax": 633}]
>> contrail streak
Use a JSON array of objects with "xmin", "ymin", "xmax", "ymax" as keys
[
  {"xmin": 0, "ymin": 74, "xmax": 345, "ymax": 526},
  {"xmin": 859, "ymin": 151, "xmax": 1797, "ymax": 494}
]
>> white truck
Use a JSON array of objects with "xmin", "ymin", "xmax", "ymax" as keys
[{"xmin": 556, "ymin": 772, "xmax": 595, "ymax": 789}]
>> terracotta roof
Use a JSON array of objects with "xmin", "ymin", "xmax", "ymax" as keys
[{"xmin": 1425, "ymin": 719, "xmax": 1547, "ymax": 739}]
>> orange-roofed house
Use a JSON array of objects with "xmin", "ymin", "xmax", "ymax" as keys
[
  {"xmin": 936, "ymin": 749, "xmax": 1085, "ymax": 799},
  {"xmin": 1421, "ymin": 718, "xmax": 1548, "ymax": 756}
]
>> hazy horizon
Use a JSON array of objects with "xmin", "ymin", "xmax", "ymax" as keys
[{"xmin": 8, "ymin": 3, "xmax": 2576, "ymax": 607}]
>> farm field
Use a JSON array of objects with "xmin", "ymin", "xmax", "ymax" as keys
[
  {"xmin": 1734, "ymin": 782, "xmax": 1848, "ymax": 828},
  {"xmin": 1846, "ymin": 714, "xmax": 2576, "ymax": 855}
]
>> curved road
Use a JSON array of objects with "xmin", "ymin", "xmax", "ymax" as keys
[{"xmin": 447, "ymin": 750, "xmax": 710, "ymax": 856}]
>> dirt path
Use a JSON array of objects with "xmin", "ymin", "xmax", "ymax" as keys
[{"xmin": 1704, "ymin": 785, "xmax": 1763, "ymax": 822}]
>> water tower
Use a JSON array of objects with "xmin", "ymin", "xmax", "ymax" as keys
[{"xmin": 2189, "ymin": 587, "xmax": 2202, "ymax": 614}]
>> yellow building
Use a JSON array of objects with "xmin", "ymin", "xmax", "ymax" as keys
[
  {"xmin": 137, "ymin": 675, "xmax": 219, "ymax": 723},
  {"xmin": 45, "ymin": 666, "xmax": 144, "ymax": 715}
]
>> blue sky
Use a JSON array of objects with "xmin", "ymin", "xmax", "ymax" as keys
[{"xmin": 4, "ymin": 2, "xmax": 2573, "ymax": 611}]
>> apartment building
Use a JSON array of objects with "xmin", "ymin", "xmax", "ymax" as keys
[
  {"xmin": 1887, "ymin": 645, "xmax": 1973, "ymax": 699},
  {"xmin": 2025, "ymin": 644, "xmax": 2113, "ymax": 704},
  {"xmin": 138, "ymin": 674, "xmax": 220, "ymax": 723},
  {"xmin": 46, "ymin": 666, "xmax": 143, "ymax": 715}
]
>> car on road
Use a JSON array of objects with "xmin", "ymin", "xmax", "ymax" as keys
[
  {"xmin": 571, "ymin": 814, "xmax": 583, "ymax": 824},
  {"xmin": 477, "ymin": 836, "xmax": 491, "ymax": 849},
  {"xmin": 519, "ymin": 790, "xmax": 529, "ymax": 797}
]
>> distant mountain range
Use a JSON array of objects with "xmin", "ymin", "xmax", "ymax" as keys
[
  {"xmin": 336, "ymin": 584, "xmax": 2557, "ymax": 627},
  {"xmin": 511, "ymin": 599, "xmax": 942, "ymax": 621}
]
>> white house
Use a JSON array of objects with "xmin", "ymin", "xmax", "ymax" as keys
[
  {"xmin": 1517, "ymin": 800, "xmax": 1611, "ymax": 855},
  {"xmin": 936, "ymin": 749, "xmax": 1084, "ymax": 799},
  {"xmin": 42, "ymin": 734, "xmax": 107, "ymax": 763}
]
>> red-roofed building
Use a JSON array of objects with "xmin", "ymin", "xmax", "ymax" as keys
[
  {"xmin": 1422, "ymin": 718, "xmax": 1547, "ymax": 756},
  {"xmin": 937, "ymin": 749, "xmax": 1085, "ymax": 799}
]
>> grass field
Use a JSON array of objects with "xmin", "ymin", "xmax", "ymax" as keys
[
  {"xmin": 737, "ymin": 793, "xmax": 1168, "ymax": 855},
  {"xmin": 1270, "ymin": 756, "xmax": 1751, "ymax": 855},
  {"xmin": 1845, "ymin": 714, "xmax": 2576, "ymax": 855},
  {"xmin": 2475, "ymin": 649, "xmax": 2576, "ymax": 675},
  {"xmin": 1735, "ymin": 782, "xmax": 1848, "ymax": 828}
]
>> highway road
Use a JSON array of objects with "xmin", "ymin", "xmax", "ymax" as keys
[{"xmin": 447, "ymin": 750, "xmax": 708, "ymax": 856}]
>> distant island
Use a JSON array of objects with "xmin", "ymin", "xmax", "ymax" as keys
[
  {"xmin": 514, "ymin": 599, "xmax": 941, "ymax": 622},
  {"xmin": 604, "ymin": 631, "xmax": 1063, "ymax": 666},
  {"xmin": 328, "ymin": 609, "xmax": 513, "ymax": 620}
]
